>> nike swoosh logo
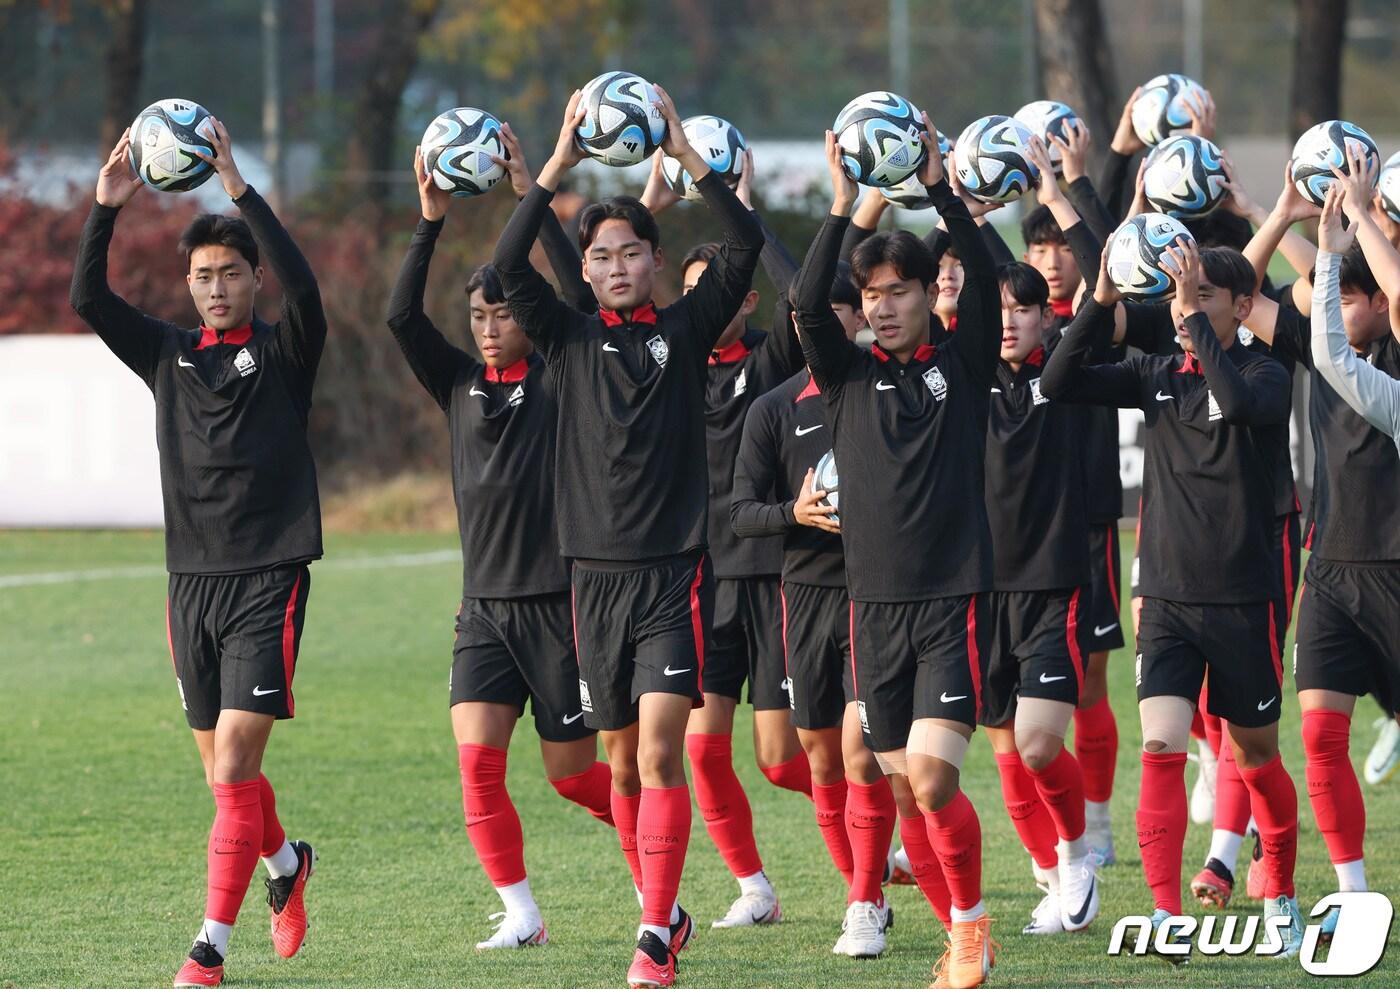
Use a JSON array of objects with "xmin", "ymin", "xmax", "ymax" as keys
[
  {"xmin": 1257, "ymin": 696, "xmax": 1278, "ymax": 711},
  {"xmin": 939, "ymin": 692, "xmax": 967, "ymax": 703},
  {"xmin": 1094, "ymin": 622, "xmax": 1119, "ymax": 637},
  {"xmin": 876, "ymin": 381, "xmax": 896, "ymax": 391},
  {"xmin": 1039, "ymin": 673, "xmax": 1066, "ymax": 683},
  {"xmin": 663, "ymin": 665, "xmax": 691, "ymax": 676},
  {"xmin": 252, "ymin": 686, "xmax": 280, "ymax": 696},
  {"xmin": 1155, "ymin": 391, "xmax": 1174, "ymax": 401},
  {"xmin": 469, "ymin": 387, "xmax": 488, "ymax": 397},
  {"xmin": 643, "ymin": 848, "xmax": 674, "ymax": 856},
  {"xmin": 177, "ymin": 357, "xmax": 195, "ymax": 368},
  {"xmin": 516, "ymin": 932, "xmax": 540, "ymax": 946},
  {"xmin": 562, "ymin": 712, "xmax": 583, "ymax": 725},
  {"xmin": 603, "ymin": 342, "xmax": 620, "ymax": 353},
  {"xmin": 794, "ymin": 424, "xmax": 823, "ymax": 436},
  {"xmin": 849, "ymin": 822, "xmax": 880, "ymax": 830},
  {"xmin": 990, "ymin": 387, "xmax": 1002, "ymax": 393},
  {"xmin": 1066, "ymin": 875, "xmax": 1097, "ymax": 926},
  {"xmin": 213, "ymin": 848, "xmax": 240, "ymax": 854}
]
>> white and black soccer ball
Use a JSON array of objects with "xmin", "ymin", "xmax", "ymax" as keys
[
  {"xmin": 1107, "ymin": 212, "xmax": 1194, "ymax": 302},
  {"xmin": 576, "ymin": 70, "xmax": 667, "ymax": 167},
  {"xmin": 833, "ymin": 91, "xmax": 928, "ymax": 188},
  {"xmin": 420, "ymin": 107, "xmax": 507, "ymax": 198},
  {"xmin": 1143, "ymin": 135, "xmax": 1228, "ymax": 219},
  {"xmin": 661, "ymin": 115, "xmax": 747, "ymax": 201},
  {"xmin": 1013, "ymin": 100, "xmax": 1081, "ymax": 177},
  {"xmin": 1378, "ymin": 151, "xmax": 1400, "ymax": 223},
  {"xmin": 1131, "ymin": 74, "xmax": 1209, "ymax": 147},
  {"xmin": 813, "ymin": 449, "xmax": 839, "ymax": 520},
  {"xmin": 953, "ymin": 115, "xmax": 1039, "ymax": 204},
  {"xmin": 879, "ymin": 130, "xmax": 951, "ymax": 209},
  {"xmin": 1290, "ymin": 120, "xmax": 1380, "ymax": 208},
  {"xmin": 128, "ymin": 99, "xmax": 217, "ymax": 193}
]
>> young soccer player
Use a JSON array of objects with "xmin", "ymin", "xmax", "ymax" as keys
[
  {"xmin": 1043, "ymin": 241, "xmax": 1304, "ymax": 961},
  {"xmin": 384, "ymin": 132, "xmax": 618, "ymax": 950},
  {"xmin": 791, "ymin": 116, "xmax": 999, "ymax": 989},
  {"xmin": 492, "ymin": 88, "xmax": 765, "ymax": 988},
  {"xmin": 71, "ymin": 123, "xmax": 320, "ymax": 988}
]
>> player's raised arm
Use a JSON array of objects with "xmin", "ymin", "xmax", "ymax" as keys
[
  {"xmin": 792, "ymin": 132, "xmax": 860, "ymax": 388},
  {"xmin": 1101, "ymin": 86, "xmax": 1145, "ymax": 221},
  {"xmin": 1027, "ymin": 135, "xmax": 1100, "ymax": 287},
  {"xmin": 1057, "ymin": 119, "xmax": 1117, "ymax": 242},
  {"xmin": 1042, "ymin": 246, "xmax": 1146, "ymax": 407},
  {"xmin": 1332, "ymin": 146, "xmax": 1400, "ymax": 342}
]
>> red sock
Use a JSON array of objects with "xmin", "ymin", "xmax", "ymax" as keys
[
  {"xmin": 812, "ymin": 780, "xmax": 854, "ymax": 885},
  {"xmin": 458, "ymin": 744, "xmax": 525, "ymax": 887},
  {"xmin": 611, "ymin": 789, "xmax": 644, "ymax": 890},
  {"xmin": 1214, "ymin": 741, "xmax": 1252, "ymax": 837},
  {"xmin": 1072, "ymin": 697, "xmax": 1118, "ymax": 803},
  {"xmin": 924, "ymin": 791, "xmax": 983, "ymax": 911},
  {"xmin": 686, "ymin": 733, "xmax": 762, "ymax": 878},
  {"xmin": 1026, "ymin": 748, "xmax": 1087, "ymax": 843},
  {"xmin": 1136, "ymin": 751, "xmax": 1187, "ymax": 914},
  {"xmin": 760, "ymin": 751, "xmax": 814, "ymax": 800},
  {"xmin": 845, "ymin": 779, "xmax": 896, "ymax": 905},
  {"xmin": 638, "ymin": 786, "xmax": 691, "ymax": 927},
  {"xmin": 1239, "ymin": 755, "xmax": 1298, "ymax": 899},
  {"xmin": 550, "ymin": 762, "xmax": 615, "ymax": 826},
  {"xmin": 899, "ymin": 811, "xmax": 951, "ymax": 926},
  {"xmin": 206, "ymin": 780, "xmax": 264, "ymax": 925},
  {"xmin": 1302, "ymin": 710, "xmax": 1365, "ymax": 865},
  {"xmin": 995, "ymin": 752, "xmax": 1058, "ymax": 869},
  {"xmin": 1202, "ymin": 710, "xmax": 1223, "ymax": 757},
  {"xmin": 1189, "ymin": 707, "xmax": 1207, "ymax": 743},
  {"xmin": 257, "ymin": 773, "xmax": 286, "ymax": 856}
]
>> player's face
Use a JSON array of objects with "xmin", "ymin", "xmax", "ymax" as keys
[
  {"xmin": 999, "ymin": 286, "xmax": 1052, "ymax": 364},
  {"xmin": 583, "ymin": 219, "xmax": 662, "ymax": 314},
  {"xmin": 186, "ymin": 246, "xmax": 261, "ymax": 330},
  {"xmin": 934, "ymin": 254, "xmax": 963, "ymax": 317},
  {"xmin": 1338, "ymin": 286, "xmax": 1390, "ymax": 348},
  {"xmin": 830, "ymin": 302, "xmax": 864, "ymax": 341},
  {"xmin": 469, "ymin": 289, "xmax": 531, "ymax": 368},
  {"xmin": 1171, "ymin": 277, "xmax": 1252, "ymax": 354},
  {"xmin": 684, "ymin": 260, "xmax": 756, "ymax": 349},
  {"xmin": 1025, "ymin": 240, "xmax": 1081, "ymax": 302},
  {"xmin": 861, "ymin": 263, "xmax": 931, "ymax": 357}
]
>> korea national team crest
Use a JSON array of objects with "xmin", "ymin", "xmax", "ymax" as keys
[
  {"xmin": 1208, "ymin": 389, "xmax": 1222, "ymax": 421},
  {"xmin": 507, "ymin": 384, "xmax": 525, "ymax": 407},
  {"xmin": 578, "ymin": 678, "xmax": 593, "ymax": 713},
  {"xmin": 734, "ymin": 367, "xmax": 747, "ymax": 396},
  {"xmin": 1030, "ymin": 377, "xmax": 1048, "ymax": 405},
  {"xmin": 922, "ymin": 365, "xmax": 948, "ymax": 400},
  {"xmin": 646, "ymin": 334, "xmax": 669, "ymax": 368},
  {"xmin": 233, "ymin": 347, "xmax": 257, "ymax": 378}
]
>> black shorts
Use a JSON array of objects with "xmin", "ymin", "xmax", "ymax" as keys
[
  {"xmin": 166, "ymin": 565, "xmax": 310, "ymax": 731},
  {"xmin": 451, "ymin": 593, "xmax": 593, "ymax": 743},
  {"xmin": 781, "ymin": 582, "xmax": 854, "ymax": 731},
  {"xmin": 1275, "ymin": 512, "xmax": 1302, "ymax": 646},
  {"xmin": 706, "ymin": 576, "xmax": 788, "ymax": 710},
  {"xmin": 1293, "ymin": 559, "xmax": 1400, "ymax": 713},
  {"xmin": 980, "ymin": 588, "xmax": 1090, "ymax": 727},
  {"xmin": 1135, "ymin": 598, "xmax": 1283, "ymax": 729},
  {"xmin": 1085, "ymin": 524, "xmax": 1125, "ymax": 652},
  {"xmin": 851, "ymin": 594, "xmax": 991, "ymax": 751},
  {"xmin": 570, "ymin": 552, "xmax": 713, "ymax": 731}
]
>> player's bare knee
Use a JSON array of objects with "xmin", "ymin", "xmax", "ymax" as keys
[
  {"xmin": 1017, "ymin": 733, "xmax": 1063, "ymax": 772},
  {"xmin": 842, "ymin": 744, "xmax": 884, "ymax": 786},
  {"xmin": 909, "ymin": 767, "xmax": 959, "ymax": 813}
]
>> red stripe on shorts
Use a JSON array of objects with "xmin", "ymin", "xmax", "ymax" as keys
[
  {"xmin": 965, "ymin": 596, "xmax": 982, "ymax": 717},
  {"xmin": 1066, "ymin": 587, "xmax": 1085, "ymax": 691},
  {"xmin": 165, "ymin": 597, "xmax": 177, "ymax": 674},
  {"xmin": 281, "ymin": 571, "xmax": 302, "ymax": 717},
  {"xmin": 1281, "ymin": 519, "xmax": 1296, "ymax": 624},
  {"xmin": 1267, "ymin": 600, "xmax": 1283, "ymax": 685},
  {"xmin": 1105, "ymin": 524, "xmax": 1120, "ymax": 609},
  {"xmin": 848, "ymin": 601, "xmax": 858, "ymax": 701},
  {"xmin": 689, "ymin": 555, "xmax": 706, "ymax": 694},
  {"xmin": 779, "ymin": 583, "xmax": 791, "ymax": 679}
]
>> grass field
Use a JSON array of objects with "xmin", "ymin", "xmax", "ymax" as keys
[{"xmin": 3, "ymin": 529, "xmax": 1397, "ymax": 989}]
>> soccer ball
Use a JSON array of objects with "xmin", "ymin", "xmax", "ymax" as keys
[
  {"xmin": 1014, "ymin": 100, "xmax": 1081, "ymax": 176},
  {"xmin": 1290, "ymin": 120, "xmax": 1380, "ymax": 207},
  {"xmin": 1378, "ymin": 151, "xmax": 1400, "ymax": 223},
  {"xmin": 128, "ymin": 99, "xmax": 217, "ymax": 193},
  {"xmin": 576, "ymin": 70, "xmax": 667, "ymax": 167},
  {"xmin": 833, "ymin": 91, "xmax": 928, "ymax": 188},
  {"xmin": 1107, "ymin": 212, "xmax": 1194, "ymax": 302},
  {"xmin": 1131, "ymin": 74, "xmax": 1209, "ymax": 147},
  {"xmin": 813, "ymin": 449, "xmax": 839, "ymax": 520},
  {"xmin": 879, "ymin": 130, "xmax": 951, "ymax": 209},
  {"xmin": 420, "ymin": 108, "xmax": 507, "ymax": 198},
  {"xmin": 953, "ymin": 115, "xmax": 1040, "ymax": 204},
  {"xmin": 661, "ymin": 115, "xmax": 747, "ymax": 201},
  {"xmin": 1143, "ymin": 135, "xmax": 1229, "ymax": 219}
]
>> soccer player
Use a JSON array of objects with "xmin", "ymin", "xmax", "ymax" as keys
[
  {"xmin": 791, "ymin": 117, "xmax": 999, "ymax": 989},
  {"xmin": 384, "ymin": 132, "xmax": 618, "ymax": 950},
  {"xmin": 1042, "ymin": 241, "xmax": 1305, "ymax": 960},
  {"xmin": 71, "ymin": 123, "xmax": 320, "ymax": 988},
  {"xmin": 492, "ymin": 88, "xmax": 765, "ymax": 988}
]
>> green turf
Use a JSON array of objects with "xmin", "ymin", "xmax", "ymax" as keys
[{"xmin": 2, "ymin": 530, "xmax": 1396, "ymax": 988}]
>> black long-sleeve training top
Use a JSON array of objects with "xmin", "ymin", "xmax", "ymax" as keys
[
  {"xmin": 792, "ymin": 178, "xmax": 999, "ymax": 603},
  {"xmin": 70, "ymin": 186, "xmax": 325, "ymax": 576},
  {"xmin": 493, "ymin": 171, "xmax": 764, "ymax": 563},
  {"xmin": 1043, "ymin": 300, "xmax": 1291, "ymax": 603}
]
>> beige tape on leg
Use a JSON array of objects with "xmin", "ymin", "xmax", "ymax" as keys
[
  {"xmin": 906, "ymin": 719, "xmax": 970, "ymax": 770},
  {"xmin": 1138, "ymin": 694, "xmax": 1196, "ymax": 753},
  {"xmin": 1014, "ymin": 697, "xmax": 1074, "ymax": 740},
  {"xmin": 874, "ymin": 748, "xmax": 908, "ymax": 776}
]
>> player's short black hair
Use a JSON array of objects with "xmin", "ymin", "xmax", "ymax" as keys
[
  {"xmin": 681, "ymin": 242, "xmax": 720, "ymax": 278},
  {"xmin": 578, "ymin": 196, "xmax": 661, "ymax": 253},
  {"xmin": 1020, "ymin": 205, "xmax": 1066, "ymax": 248},
  {"xmin": 464, "ymin": 264, "xmax": 505, "ymax": 305},
  {"xmin": 1198, "ymin": 247, "xmax": 1257, "ymax": 299},
  {"xmin": 850, "ymin": 230, "xmax": 935, "ymax": 289},
  {"xmin": 1184, "ymin": 210, "xmax": 1252, "ymax": 252},
  {"xmin": 998, "ymin": 261, "xmax": 1051, "ymax": 308},
  {"xmin": 179, "ymin": 214, "xmax": 258, "ymax": 270},
  {"xmin": 830, "ymin": 260, "xmax": 859, "ymax": 309},
  {"xmin": 1311, "ymin": 244, "xmax": 1382, "ymax": 299}
]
